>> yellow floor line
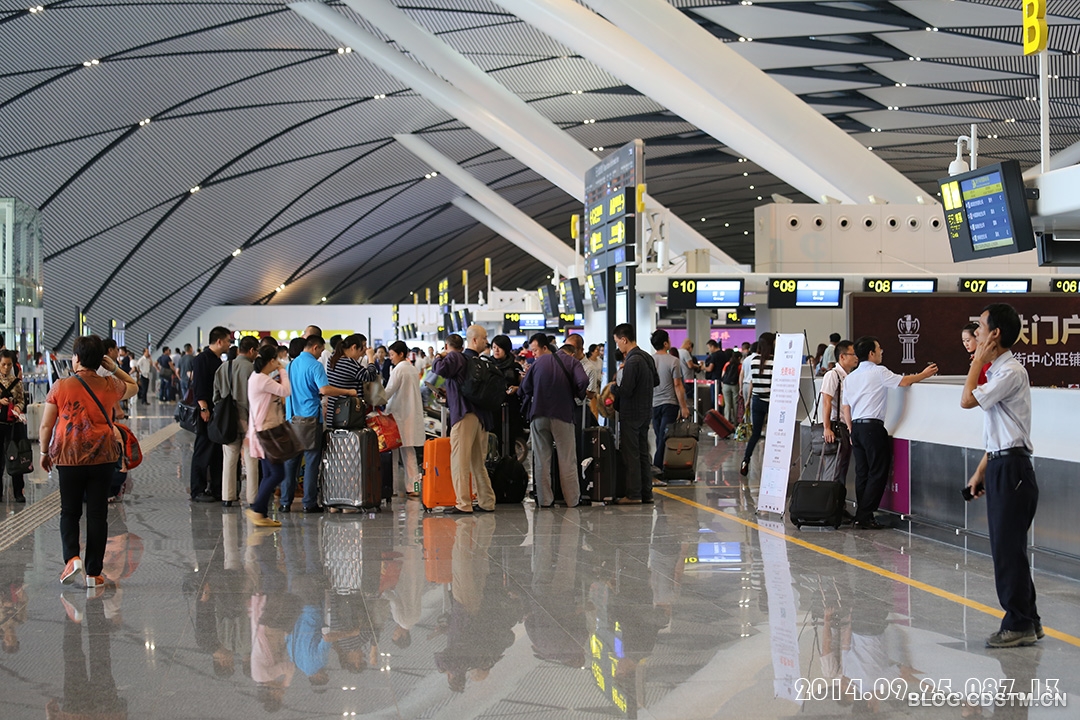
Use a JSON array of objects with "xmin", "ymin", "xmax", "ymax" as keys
[{"xmin": 655, "ymin": 487, "xmax": 1080, "ymax": 649}]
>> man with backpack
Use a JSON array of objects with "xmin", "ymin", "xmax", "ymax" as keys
[
  {"xmin": 519, "ymin": 333, "xmax": 589, "ymax": 508},
  {"xmin": 433, "ymin": 326, "xmax": 498, "ymax": 514}
]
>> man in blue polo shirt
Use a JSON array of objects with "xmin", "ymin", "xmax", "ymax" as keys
[{"xmin": 281, "ymin": 335, "xmax": 357, "ymax": 513}]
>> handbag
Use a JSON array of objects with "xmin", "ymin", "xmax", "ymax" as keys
[
  {"xmin": 256, "ymin": 397, "xmax": 303, "ymax": 463},
  {"xmin": 0, "ymin": 379, "xmax": 19, "ymax": 423},
  {"xmin": 332, "ymin": 397, "xmax": 369, "ymax": 430},
  {"xmin": 365, "ymin": 409, "xmax": 402, "ymax": 452},
  {"xmin": 364, "ymin": 379, "xmax": 387, "ymax": 408},
  {"xmin": 74, "ymin": 375, "xmax": 143, "ymax": 470},
  {"xmin": 290, "ymin": 415, "xmax": 320, "ymax": 451},
  {"xmin": 5, "ymin": 435, "xmax": 33, "ymax": 476},
  {"xmin": 174, "ymin": 401, "xmax": 198, "ymax": 433},
  {"xmin": 207, "ymin": 360, "xmax": 238, "ymax": 445}
]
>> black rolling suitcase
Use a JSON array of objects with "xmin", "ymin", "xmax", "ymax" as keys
[
  {"xmin": 491, "ymin": 406, "xmax": 527, "ymax": 504},
  {"xmin": 789, "ymin": 481, "xmax": 846, "ymax": 529},
  {"xmin": 583, "ymin": 423, "xmax": 618, "ymax": 503},
  {"xmin": 322, "ymin": 428, "xmax": 382, "ymax": 511}
]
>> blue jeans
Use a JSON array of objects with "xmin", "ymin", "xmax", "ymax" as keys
[
  {"xmin": 253, "ymin": 459, "xmax": 285, "ymax": 516},
  {"xmin": 282, "ymin": 433, "xmax": 323, "ymax": 509},
  {"xmin": 652, "ymin": 403, "xmax": 680, "ymax": 468}
]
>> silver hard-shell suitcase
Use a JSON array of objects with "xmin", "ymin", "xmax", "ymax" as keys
[{"xmin": 321, "ymin": 428, "xmax": 382, "ymax": 510}]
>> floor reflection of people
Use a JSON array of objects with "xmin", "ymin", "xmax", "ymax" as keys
[
  {"xmin": 526, "ymin": 509, "xmax": 586, "ymax": 666},
  {"xmin": 247, "ymin": 532, "xmax": 300, "ymax": 712},
  {"xmin": 48, "ymin": 594, "xmax": 127, "ymax": 719},
  {"xmin": 283, "ymin": 523, "xmax": 330, "ymax": 688},
  {"xmin": 385, "ymin": 500, "xmax": 425, "ymax": 650},
  {"xmin": 435, "ymin": 514, "xmax": 521, "ymax": 692},
  {"xmin": 0, "ymin": 545, "xmax": 27, "ymax": 655}
]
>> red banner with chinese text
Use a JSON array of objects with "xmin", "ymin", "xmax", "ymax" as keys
[{"xmin": 850, "ymin": 294, "xmax": 1080, "ymax": 388}]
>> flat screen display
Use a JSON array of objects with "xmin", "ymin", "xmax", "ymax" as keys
[
  {"xmin": 863, "ymin": 278, "xmax": 937, "ymax": 294},
  {"xmin": 590, "ymin": 273, "xmax": 607, "ymax": 311},
  {"xmin": 769, "ymin": 278, "xmax": 844, "ymax": 308},
  {"xmin": 958, "ymin": 278, "xmax": 1031, "ymax": 294},
  {"xmin": 667, "ymin": 278, "xmax": 743, "ymax": 309},
  {"xmin": 939, "ymin": 160, "xmax": 1036, "ymax": 263},
  {"xmin": 560, "ymin": 278, "xmax": 584, "ymax": 315},
  {"xmin": 517, "ymin": 313, "xmax": 546, "ymax": 331},
  {"xmin": 538, "ymin": 285, "xmax": 559, "ymax": 320}
]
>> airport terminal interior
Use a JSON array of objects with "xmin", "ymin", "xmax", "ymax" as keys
[{"xmin": 3, "ymin": 0, "xmax": 1080, "ymax": 718}]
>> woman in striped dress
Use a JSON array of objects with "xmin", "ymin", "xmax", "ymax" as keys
[{"xmin": 740, "ymin": 332, "xmax": 775, "ymax": 477}]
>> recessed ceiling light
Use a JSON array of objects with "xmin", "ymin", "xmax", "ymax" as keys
[
  {"xmin": 138, "ymin": 118, "xmax": 151, "ymax": 126},
  {"xmin": 82, "ymin": 59, "xmax": 100, "ymax": 67},
  {"xmin": 725, "ymin": 223, "xmax": 730, "ymax": 227},
  {"xmin": 189, "ymin": 185, "xmax": 200, "ymax": 193},
  {"xmin": 701, "ymin": 217, "xmax": 707, "ymax": 222},
  {"xmin": 231, "ymin": 248, "xmax": 242, "ymax": 257}
]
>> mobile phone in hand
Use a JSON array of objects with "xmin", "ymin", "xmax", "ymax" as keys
[{"xmin": 961, "ymin": 486, "xmax": 974, "ymax": 502}]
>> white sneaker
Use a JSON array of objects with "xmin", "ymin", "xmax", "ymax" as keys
[{"xmin": 60, "ymin": 557, "xmax": 84, "ymax": 585}]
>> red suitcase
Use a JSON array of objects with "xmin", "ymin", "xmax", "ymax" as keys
[{"xmin": 704, "ymin": 408, "xmax": 735, "ymax": 439}]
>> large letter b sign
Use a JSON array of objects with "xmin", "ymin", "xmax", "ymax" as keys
[{"xmin": 1023, "ymin": 0, "xmax": 1048, "ymax": 55}]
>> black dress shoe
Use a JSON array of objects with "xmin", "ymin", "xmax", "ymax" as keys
[
  {"xmin": 446, "ymin": 507, "xmax": 473, "ymax": 515},
  {"xmin": 570, "ymin": 499, "xmax": 591, "ymax": 508},
  {"xmin": 192, "ymin": 493, "xmax": 216, "ymax": 503},
  {"xmin": 14, "ymin": 494, "xmax": 26, "ymax": 503},
  {"xmin": 302, "ymin": 505, "xmax": 324, "ymax": 514},
  {"xmin": 641, "ymin": 497, "xmax": 655, "ymax": 504},
  {"xmin": 854, "ymin": 520, "xmax": 886, "ymax": 530},
  {"xmin": 473, "ymin": 505, "xmax": 495, "ymax": 513},
  {"xmin": 221, "ymin": 501, "xmax": 235, "ymax": 508},
  {"xmin": 278, "ymin": 504, "xmax": 291, "ymax": 513}
]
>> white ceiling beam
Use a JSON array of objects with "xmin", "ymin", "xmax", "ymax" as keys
[
  {"xmin": 395, "ymin": 133, "xmax": 577, "ymax": 277},
  {"xmin": 289, "ymin": 1, "xmax": 581, "ymax": 200},
  {"xmin": 581, "ymin": 0, "xmax": 928, "ymax": 205},
  {"xmin": 451, "ymin": 197, "xmax": 566, "ymax": 278},
  {"xmin": 341, "ymin": 0, "xmax": 738, "ymax": 270},
  {"xmin": 489, "ymin": 0, "xmax": 853, "ymax": 204}
]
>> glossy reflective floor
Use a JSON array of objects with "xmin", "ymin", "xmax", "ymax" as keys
[{"xmin": 2, "ymin": 402, "xmax": 1079, "ymax": 719}]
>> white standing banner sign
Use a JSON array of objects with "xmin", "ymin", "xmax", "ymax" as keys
[{"xmin": 756, "ymin": 333, "xmax": 805, "ymax": 515}]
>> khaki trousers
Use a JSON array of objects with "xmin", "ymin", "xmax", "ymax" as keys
[
  {"xmin": 449, "ymin": 412, "xmax": 495, "ymax": 511},
  {"xmin": 222, "ymin": 437, "xmax": 259, "ymax": 504}
]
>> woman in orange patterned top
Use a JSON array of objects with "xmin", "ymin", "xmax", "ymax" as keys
[{"xmin": 39, "ymin": 335, "xmax": 138, "ymax": 595}]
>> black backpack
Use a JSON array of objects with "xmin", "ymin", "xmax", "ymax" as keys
[{"xmin": 460, "ymin": 355, "xmax": 507, "ymax": 411}]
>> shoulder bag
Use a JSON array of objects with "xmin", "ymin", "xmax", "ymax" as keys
[
  {"xmin": 256, "ymin": 395, "xmax": 303, "ymax": 463},
  {"xmin": 809, "ymin": 370, "xmax": 842, "ymax": 457},
  {"xmin": 174, "ymin": 382, "xmax": 199, "ymax": 433},
  {"xmin": 364, "ymin": 379, "xmax": 388, "ymax": 408},
  {"xmin": 0, "ymin": 378, "xmax": 20, "ymax": 423},
  {"xmin": 207, "ymin": 360, "xmax": 238, "ymax": 445},
  {"xmin": 75, "ymin": 375, "xmax": 143, "ymax": 470}
]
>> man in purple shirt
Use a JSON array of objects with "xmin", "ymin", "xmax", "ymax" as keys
[
  {"xmin": 433, "ymin": 327, "xmax": 496, "ymax": 514},
  {"xmin": 518, "ymin": 333, "xmax": 589, "ymax": 508}
]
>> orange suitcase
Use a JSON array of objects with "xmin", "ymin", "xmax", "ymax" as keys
[
  {"xmin": 422, "ymin": 437, "xmax": 457, "ymax": 510},
  {"xmin": 423, "ymin": 516, "xmax": 456, "ymax": 583}
]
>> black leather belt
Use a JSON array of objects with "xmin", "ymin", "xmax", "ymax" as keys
[
  {"xmin": 987, "ymin": 447, "xmax": 1032, "ymax": 461},
  {"xmin": 852, "ymin": 418, "xmax": 884, "ymax": 425}
]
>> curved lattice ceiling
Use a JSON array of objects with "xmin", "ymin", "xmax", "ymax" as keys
[{"xmin": 1, "ymin": 0, "xmax": 1078, "ymax": 346}]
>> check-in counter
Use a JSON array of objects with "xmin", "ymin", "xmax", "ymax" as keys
[{"xmin": 868, "ymin": 378, "xmax": 1080, "ymax": 579}]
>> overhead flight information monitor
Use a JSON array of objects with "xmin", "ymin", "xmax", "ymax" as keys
[
  {"xmin": 862, "ymin": 278, "xmax": 937, "ymax": 294},
  {"xmin": 769, "ymin": 278, "xmax": 844, "ymax": 308},
  {"xmin": 666, "ymin": 278, "xmax": 743, "ymax": 309},
  {"xmin": 938, "ymin": 160, "xmax": 1036, "ymax": 263},
  {"xmin": 584, "ymin": 139, "xmax": 643, "ymax": 272},
  {"xmin": 958, "ymin": 278, "xmax": 1031, "ymax": 294}
]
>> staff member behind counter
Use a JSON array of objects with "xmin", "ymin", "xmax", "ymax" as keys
[
  {"xmin": 960, "ymin": 303, "xmax": 1043, "ymax": 649},
  {"xmin": 842, "ymin": 336, "xmax": 937, "ymax": 529}
]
